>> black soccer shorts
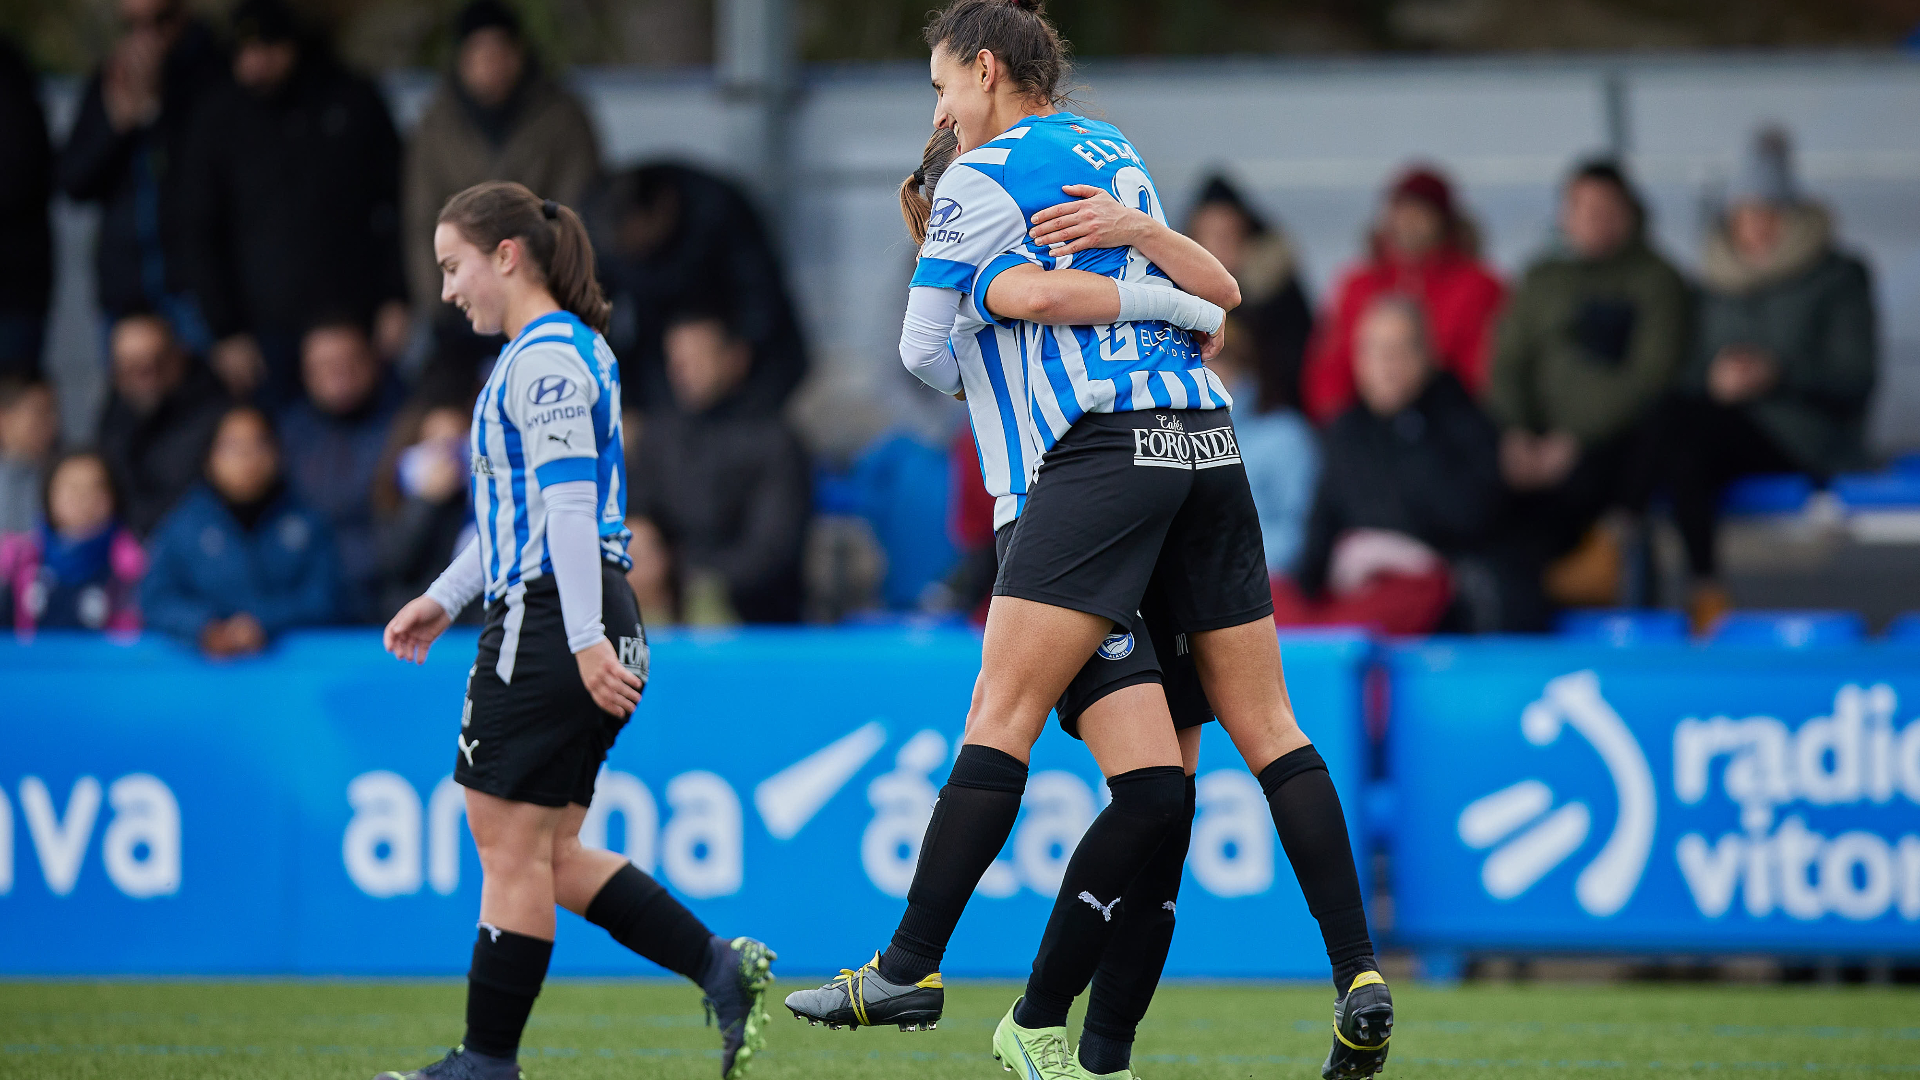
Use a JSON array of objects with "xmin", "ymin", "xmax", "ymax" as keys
[
  {"xmin": 994, "ymin": 407, "xmax": 1274, "ymax": 636},
  {"xmin": 457, "ymin": 565, "xmax": 649, "ymax": 807},
  {"xmin": 993, "ymin": 525, "xmax": 1215, "ymax": 741}
]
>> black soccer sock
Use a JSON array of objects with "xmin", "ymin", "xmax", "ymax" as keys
[
  {"xmin": 1079, "ymin": 773, "xmax": 1195, "ymax": 1076},
  {"xmin": 463, "ymin": 924, "xmax": 553, "ymax": 1060},
  {"xmin": 880, "ymin": 744, "xmax": 1029, "ymax": 985},
  {"xmin": 1015, "ymin": 765, "xmax": 1187, "ymax": 1030},
  {"xmin": 1258, "ymin": 746, "xmax": 1377, "ymax": 995},
  {"xmin": 584, "ymin": 863, "xmax": 716, "ymax": 983}
]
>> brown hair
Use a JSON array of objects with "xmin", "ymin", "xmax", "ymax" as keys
[
  {"xmin": 437, "ymin": 181, "xmax": 611, "ymax": 333},
  {"xmin": 924, "ymin": 0, "xmax": 1071, "ymax": 107},
  {"xmin": 900, "ymin": 127, "xmax": 960, "ymax": 246}
]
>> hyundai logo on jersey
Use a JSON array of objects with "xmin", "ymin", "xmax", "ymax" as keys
[
  {"xmin": 1098, "ymin": 633, "xmax": 1135, "ymax": 660},
  {"xmin": 928, "ymin": 197, "xmax": 962, "ymax": 228},
  {"xmin": 527, "ymin": 375, "xmax": 576, "ymax": 405}
]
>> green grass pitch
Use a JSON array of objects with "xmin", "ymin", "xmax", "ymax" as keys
[{"xmin": 1, "ymin": 979, "xmax": 1912, "ymax": 1079}]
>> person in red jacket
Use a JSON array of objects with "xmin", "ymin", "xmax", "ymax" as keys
[{"xmin": 1302, "ymin": 165, "xmax": 1506, "ymax": 425}]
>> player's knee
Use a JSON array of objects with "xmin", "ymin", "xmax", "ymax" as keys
[{"xmin": 1106, "ymin": 765, "xmax": 1188, "ymax": 830}]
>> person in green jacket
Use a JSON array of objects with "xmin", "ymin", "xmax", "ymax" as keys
[
  {"xmin": 1662, "ymin": 127, "xmax": 1878, "ymax": 630},
  {"xmin": 1486, "ymin": 159, "xmax": 1689, "ymax": 614}
]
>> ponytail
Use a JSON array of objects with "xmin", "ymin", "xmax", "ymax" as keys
[
  {"xmin": 438, "ymin": 181, "xmax": 612, "ymax": 333},
  {"xmin": 900, "ymin": 127, "xmax": 959, "ymax": 246}
]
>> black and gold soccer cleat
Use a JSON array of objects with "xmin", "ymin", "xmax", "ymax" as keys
[
  {"xmin": 782, "ymin": 952, "xmax": 943, "ymax": 1031},
  {"xmin": 1322, "ymin": 970, "xmax": 1393, "ymax": 1079}
]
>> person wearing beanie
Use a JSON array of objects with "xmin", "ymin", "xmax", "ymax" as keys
[
  {"xmin": 1658, "ymin": 125, "xmax": 1878, "ymax": 632},
  {"xmin": 404, "ymin": 0, "xmax": 603, "ymax": 398},
  {"xmin": 1301, "ymin": 164, "xmax": 1506, "ymax": 424}
]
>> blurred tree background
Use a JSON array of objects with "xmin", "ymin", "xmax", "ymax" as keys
[{"xmin": 3, "ymin": 0, "xmax": 1916, "ymax": 73}]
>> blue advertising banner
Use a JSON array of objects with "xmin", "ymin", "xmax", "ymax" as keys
[
  {"xmin": 0, "ymin": 628, "xmax": 1369, "ymax": 978},
  {"xmin": 1385, "ymin": 640, "xmax": 1920, "ymax": 957}
]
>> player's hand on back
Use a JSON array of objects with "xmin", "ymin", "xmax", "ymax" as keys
[
  {"xmin": 1029, "ymin": 185, "xmax": 1152, "ymax": 256},
  {"xmin": 385, "ymin": 595, "xmax": 453, "ymax": 664},
  {"xmin": 576, "ymin": 638, "xmax": 644, "ymax": 717},
  {"xmin": 1197, "ymin": 324, "xmax": 1226, "ymax": 361}
]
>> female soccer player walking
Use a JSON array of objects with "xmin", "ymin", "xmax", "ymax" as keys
[
  {"xmin": 378, "ymin": 181, "xmax": 774, "ymax": 1080},
  {"xmin": 787, "ymin": 4, "xmax": 1392, "ymax": 1078}
]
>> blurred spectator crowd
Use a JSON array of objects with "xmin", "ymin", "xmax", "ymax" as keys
[{"xmin": 0, "ymin": 0, "xmax": 1887, "ymax": 653}]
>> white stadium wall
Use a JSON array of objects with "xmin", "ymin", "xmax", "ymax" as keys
[{"xmin": 37, "ymin": 52, "xmax": 1920, "ymax": 454}]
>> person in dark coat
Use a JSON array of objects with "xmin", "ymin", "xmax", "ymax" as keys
[
  {"xmin": 141, "ymin": 404, "xmax": 337, "ymax": 656},
  {"xmin": 55, "ymin": 0, "xmax": 227, "ymax": 349},
  {"xmin": 1661, "ymin": 127, "xmax": 1879, "ymax": 631},
  {"xmin": 626, "ymin": 311, "xmax": 811, "ymax": 624},
  {"xmin": 0, "ymin": 36, "xmax": 53, "ymax": 377},
  {"xmin": 405, "ymin": 0, "xmax": 602, "ymax": 399},
  {"xmin": 1486, "ymin": 160, "xmax": 1690, "ymax": 607},
  {"xmin": 277, "ymin": 317, "xmax": 404, "ymax": 623},
  {"xmin": 588, "ymin": 164, "xmax": 808, "ymax": 416},
  {"xmin": 95, "ymin": 312, "xmax": 230, "ymax": 537},
  {"xmin": 1185, "ymin": 175, "xmax": 1313, "ymax": 412},
  {"xmin": 1276, "ymin": 294, "xmax": 1507, "ymax": 634},
  {"xmin": 180, "ymin": 0, "xmax": 406, "ymax": 408}
]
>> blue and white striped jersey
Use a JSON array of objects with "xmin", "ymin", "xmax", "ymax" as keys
[
  {"xmin": 470, "ymin": 310, "xmax": 632, "ymax": 605},
  {"xmin": 951, "ymin": 291, "xmax": 1045, "ymax": 531},
  {"xmin": 910, "ymin": 112, "xmax": 1232, "ymax": 457}
]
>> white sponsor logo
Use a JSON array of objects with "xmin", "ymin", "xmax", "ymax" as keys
[
  {"xmin": 1132, "ymin": 427, "xmax": 1192, "ymax": 469},
  {"xmin": 617, "ymin": 634, "xmax": 650, "ymax": 681},
  {"xmin": 344, "ymin": 768, "xmax": 741, "ymax": 898},
  {"xmin": 1457, "ymin": 671, "xmax": 1656, "ymax": 916},
  {"xmin": 1671, "ymin": 683, "xmax": 1920, "ymax": 922},
  {"xmin": 1, "ymin": 774, "xmax": 181, "ymax": 898},
  {"xmin": 457, "ymin": 734, "xmax": 480, "ymax": 767},
  {"xmin": 755, "ymin": 720, "xmax": 887, "ymax": 840},
  {"xmin": 1188, "ymin": 427, "xmax": 1243, "ymax": 470},
  {"xmin": 1132, "ymin": 424, "xmax": 1240, "ymax": 470}
]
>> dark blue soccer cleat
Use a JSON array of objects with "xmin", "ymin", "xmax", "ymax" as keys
[
  {"xmin": 701, "ymin": 934, "xmax": 778, "ymax": 1079},
  {"xmin": 374, "ymin": 1045, "xmax": 521, "ymax": 1080}
]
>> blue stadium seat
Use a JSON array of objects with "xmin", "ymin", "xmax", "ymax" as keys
[
  {"xmin": 1720, "ymin": 473, "xmax": 1813, "ymax": 514},
  {"xmin": 1710, "ymin": 610, "xmax": 1865, "ymax": 647},
  {"xmin": 1557, "ymin": 609, "xmax": 1689, "ymax": 646},
  {"xmin": 1832, "ymin": 471, "xmax": 1920, "ymax": 508},
  {"xmin": 1883, "ymin": 612, "xmax": 1920, "ymax": 641},
  {"xmin": 849, "ymin": 432, "xmax": 957, "ymax": 611}
]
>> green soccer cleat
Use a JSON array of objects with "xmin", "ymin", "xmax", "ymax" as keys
[
  {"xmin": 992, "ymin": 999, "xmax": 1086, "ymax": 1080},
  {"xmin": 1322, "ymin": 970, "xmax": 1394, "ymax": 1079},
  {"xmin": 1080, "ymin": 1069, "xmax": 1139, "ymax": 1080},
  {"xmin": 783, "ymin": 952, "xmax": 943, "ymax": 1030},
  {"xmin": 701, "ymin": 935, "xmax": 778, "ymax": 1080}
]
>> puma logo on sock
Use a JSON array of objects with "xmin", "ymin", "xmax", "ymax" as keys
[{"xmin": 1078, "ymin": 891, "xmax": 1120, "ymax": 921}]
